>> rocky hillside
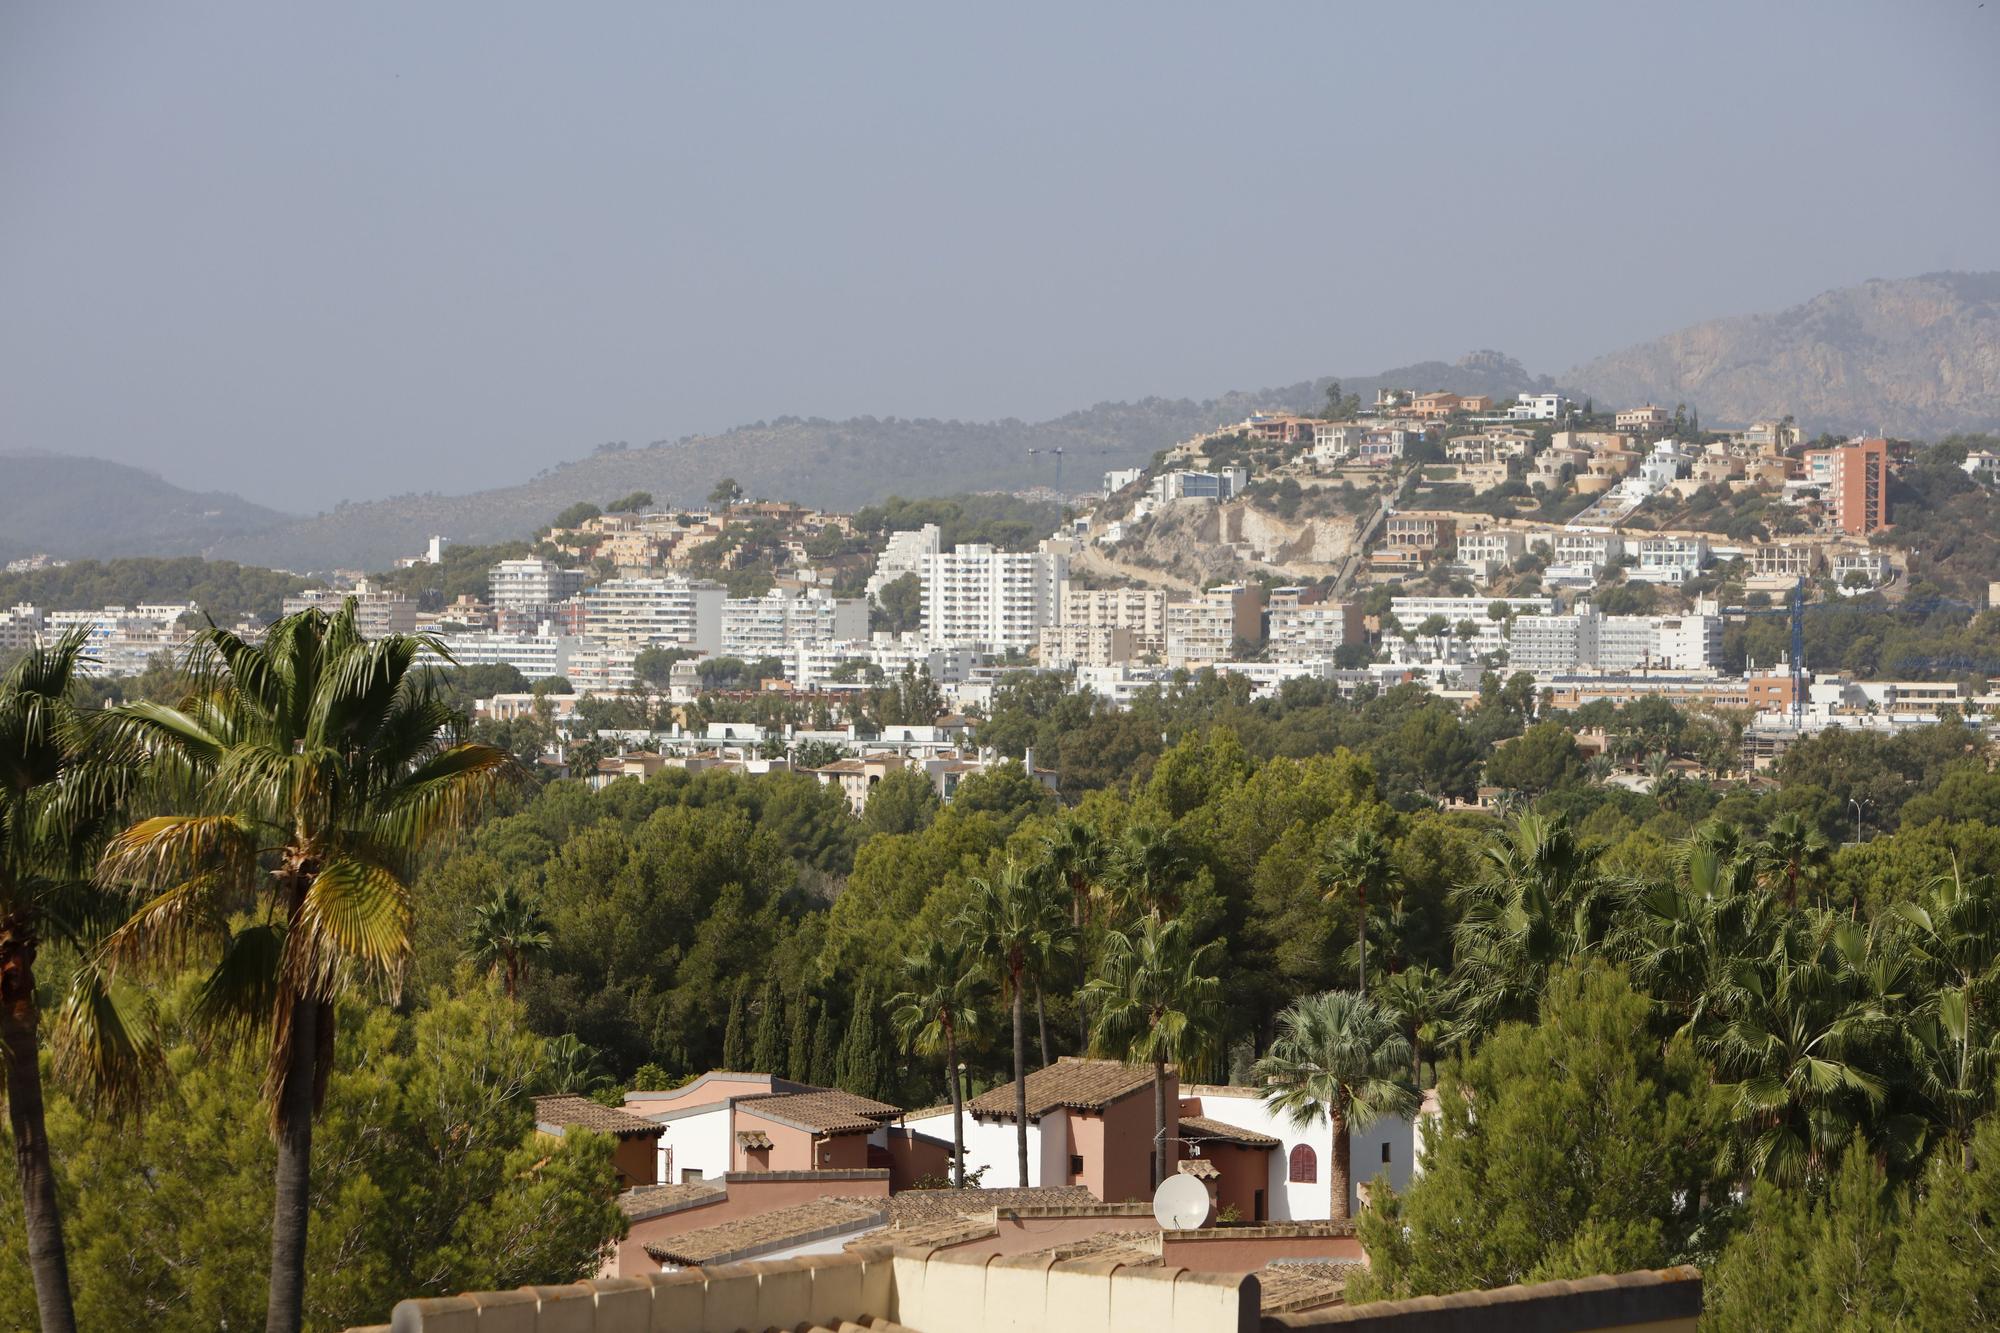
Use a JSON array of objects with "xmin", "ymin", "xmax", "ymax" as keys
[
  {"xmin": 207, "ymin": 354, "xmax": 1547, "ymax": 570},
  {"xmin": 1564, "ymin": 272, "xmax": 2000, "ymax": 439},
  {"xmin": 0, "ymin": 451, "xmax": 291, "ymax": 562}
]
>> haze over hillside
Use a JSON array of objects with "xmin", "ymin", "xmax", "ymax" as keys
[
  {"xmin": 1566, "ymin": 272, "xmax": 2000, "ymax": 440},
  {"xmin": 13, "ymin": 274, "xmax": 2000, "ymax": 571},
  {"xmin": 0, "ymin": 452, "xmax": 291, "ymax": 562}
]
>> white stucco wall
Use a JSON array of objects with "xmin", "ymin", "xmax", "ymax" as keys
[
  {"xmin": 655, "ymin": 1103, "xmax": 734, "ymax": 1183},
  {"xmin": 902, "ymin": 1108, "xmax": 1043, "ymax": 1188},
  {"xmin": 1184, "ymin": 1085, "xmax": 1415, "ymax": 1218}
]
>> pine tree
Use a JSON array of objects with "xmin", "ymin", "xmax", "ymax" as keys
[
  {"xmin": 750, "ymin": 978, "xmax": 786, "ymax": 1075},
  {"xmin": 809, "ymin": 1003, "xmax": 839, "ymax": 1088},
  {"xmin": 787, "ymin": 990, "xmax": 816, "ymax": 1083},
  {"xmin": 722, "ymin": 981, "xmax": 749, "ymax": 1071}
]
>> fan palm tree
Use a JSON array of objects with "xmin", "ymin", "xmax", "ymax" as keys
[
  {"xmin": 1893, "ymin": 864, "xmax": 2000, "ymax": 1168},
  {"xmin": 98, "ymin": 604, "xmax": 515, "ymax": 1333},
  {"xmin": 1319, "ymin": 828, "xmax": 1396, "ymax": 992},
  {"xmin": 1042, "ymin": 817, "xmax": 1105, "ymax": 1048},
  {"xmin": 541, "ymin": 1032, "xmax": 613, "ymax": 1095},
  {"xmin": 1108, "ymin": 821, "xmax": 1190, "ymax": 921},
  {"xmin": 465, "ymin": 881, "xmax": 552, "ymax": 999},
  {"xmin": 1088, "ymin": 915, "xmax": 1224, "ymax": 1190},
  {"xmin": 1374, "ymin": 965, "xmax": 1459, "ymax": 1087},
  {"xmin": 1253, "ymin": 990, "xmax": 1416, "ymax": 1221},
  {"xmin": 1451, "ymin": 814, "xmax": 1610, "ymax": 1036},
  {"xmin": 1017, "ymin": 859, "xmax": 1076, "ymax": 1068},
  {"xmin": 955, "ymin": 861, "xmax": 1059, "ymax": 1187},
  {"xmin": 0, "ymin": 628, "xmax": 149, "ymax": 1333},
  {"xmin": 891, "ymin": 934, "xmax": 990, "ymax": 1186},
  {"xmin": 1756, "ymin": 813, "xmax": 1832, "ymax": 909}
]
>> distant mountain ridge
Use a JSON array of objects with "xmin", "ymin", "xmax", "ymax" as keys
[
  {"xmin": 16, "ymin": 272, "xmax": 1999, "ymax": 570},
  {"xmin": 204, "ymin": 353, "xmax": 1548, "ymax": 570},
  {"xmin": 0, "ymin": 452, "xmax": 291, "ymax": 563},
  {"xmin": 1565, "ymin": 272, "xmax": 2000, "ymax": 440}
]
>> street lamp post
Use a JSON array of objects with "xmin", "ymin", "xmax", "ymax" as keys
[{"xmin": 1850, "ymin": 798, "xmax": 1867, "ymax": 845}]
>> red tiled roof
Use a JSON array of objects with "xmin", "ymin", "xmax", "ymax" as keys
[
  {"xmin": 739, "ymin": 1088, "xmax": 901, "ymax": 1135},
  {"xmin": 967, "ymin": 1058, "xmax": 1155, "ymax": 1121},
  {"xmin": 642, "ymin": 1197, "xmax": 886, "ymax": 1267},
  {"xmin": 533, "ymin": 1094, "xmax": 663, "ymax": 1138}
]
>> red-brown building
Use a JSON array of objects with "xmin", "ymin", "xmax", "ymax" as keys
[
  {"xmin": 1806, "ymin": 437, "xmax": 1891, "ymax": 534},
  {"xmin": 533, "ymin": 1094, "xmax": 665, "ymax": 1190}
]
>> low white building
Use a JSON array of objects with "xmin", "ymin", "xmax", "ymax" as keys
[
  {"xmin": 1180, "ymin": 1084, "xmax": 1417, "ymax": 1220},
  {"xmin": 1630, "ymin": 535, "xmax": 1711, "ymax": 585}
]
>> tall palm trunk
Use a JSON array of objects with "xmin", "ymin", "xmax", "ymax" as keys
[
  {"xmin": 1034, "ymin": 980, "xmax": 1051, "ymax": 1068},
  {"xmin": 1073, "ymin": 881, "xmax": 1090, "ymax": 1052},
  {"xmin": 1151, "ymin": 1056, "xmax": 1168, "ymax": 1190},
  {"xmin": 945, "ymin": 1022, "xmax": 965, "ymax": 1188},
  {"xmin": 266, "ymin": 975, "xmax": 324, "ymax": 1333},
  {"xmin": 1329, "ymin": 1104, "xmax": 1351, "ymax": 1221},
  {"xmin": 1, "ymin": 931, "xmax": 77, "ymax": 1333},
  {"xmin": 1011, "ymin": 972, "xmax": 1028, "ymax": 1187},
  {"xmin": 1356, "ymin": 884, "xmax": 1368, "ymax": 993}
]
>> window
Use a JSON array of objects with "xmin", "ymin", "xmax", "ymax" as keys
[
  {"xmin": 1069, "ymin": 1155, "xmax": 1084, "ymax": 1177},
  {"xmin": 1288, "ymin": 1144, "xmax": 1317, "ymax": 1184},
  {"xmin": 1382, "ymin": 1141, "xmax": 1392, "ymax": 1164},
  {"xmin": 681, "ymin": 1168, "xmax": 704, "ymax": 1183}
]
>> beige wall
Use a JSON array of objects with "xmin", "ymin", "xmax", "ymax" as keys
[{"xmin": 1161, "ymin": 1226, "xmax": 1363, "ymax": 1271}]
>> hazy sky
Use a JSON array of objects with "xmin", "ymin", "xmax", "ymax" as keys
[{"xmin": 4, "ymin": 2, "xmax": 1997, "ymax": 509}]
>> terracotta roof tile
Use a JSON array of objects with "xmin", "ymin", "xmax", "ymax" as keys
[
  {"xmin": 642, "ymin": 1197, "xmax": 886, "ymax": 1267},
  {"xmin": 966, "ymin": 1058, "xmax": 1156, "ymax": 1120},
  {"xmin": 617, "ymin": 1181, "xmax": 724, "ymax": 1221},
  {"xmin": 739, "ymin": 1088, "xmax": 901, "ymax": 1135},
  {"xmin": 533, "ymin": 1094, "xmax": 663, "ymax": 1138},
  {"xmin": 1180, "ymin": 1114, "xmax": 1280, "ymax": 1149},
  {"xmin": 884, "ymin": 1186, "xmax": 1098, "ymax": 1226}
]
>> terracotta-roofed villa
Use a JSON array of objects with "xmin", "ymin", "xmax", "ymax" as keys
[
  {"xmin": 531, "ymin": 1094, "xmax": 665, "ymax": 1190},
  {"xmin": 902, "ymin": 1056, "xmax": 1172, "ymax": 1200}
]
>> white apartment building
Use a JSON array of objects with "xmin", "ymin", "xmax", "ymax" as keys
[
  {"xmin": 1548, "ymin": 531, "xmax": 1623, "ymax": 571},
  {"xmin": 581, "ymin": 577, "xmax": 725, "ymax": 653},
  {"xmin": 919, "ymin": 545, "xmax": 1066, "ymax": 651},
  {"xmin": 1101, "ymin": 468, "xmax": 1144, "ymax": 497},
  {"xmin": 1267, "ymin": 599, "xmax": 1361, "ymax": 664},
  {"xmin": 1060, "ymin": 583, "xmax": 1170, "ymax": 654},
  {"xmin": 488, "ymin": 558, "xmax": 592, "ymax": 612},
  {"xmin": 1506, "ymin": 392, "xmax": 1566, "ymax": 421},
  {"xmin": 437, "ymin": 631, "xmax": 578, "ymax": 684},
  {"xmin": 789, "ymin": 636, "xmax": 979, "ymax": 690},
  {"xmin": 719, "ymin": 589, "xmax": 867, "ymax": 660},
  {"xmin": 1831, "ymin": 549, "xmax": 1888, "ymax": 590},
  {"xmin": 42, "ymin": 603, "xmax": 195, "ymax": 676},
  {"xmin": 1310, "ymin": 423, "xmax": 1367, "ymax": 464},
  {"xmin": 281, "ymin": 581, "xmax": 419, "ymax": 637},
  {"xmin": 1149, "ymin": 469, "xmax": 1247, "ymax": 503},
  {"xmin": 1749, "ymin": 542, "xmax": 1823, "ymax": 581},
  {"xmin": 1648, "ymin": 612, "xmax": 1724, "ymax": 671},
  {"xmin": 1630, "ymin": 536, "xmax": 1711, "ymax": 585},
  {"xmin": 1037, "ymin": 623, "xmax": 1137, "ymax": 669},
  {"xmin": 1166, "ymin": 584, "xmax": 1265, "ymax": 669},
  {"xmin": 1390, "ymin": 595, "xmax": 1552, "ymax": 628},
  {"xmin": 1506, "ymin": 613, "xmax": 1591, "ymax": 674},
  {"xmin": 866, "ymin": 525, "xmax": 942, "ymax": 600},
  {"xmin": 1455, "ymin": 529, "xmax": 1527, "ymax": 582}
]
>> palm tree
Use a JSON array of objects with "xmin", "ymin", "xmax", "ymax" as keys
[
  {"xmin": 1756, "ymin": 813, "xmax": 1832, "ymax": 909},
  {"xmin": 1374, "ymin": 965, "xmax": 1459, "ymax": 1087},
  {"xmin": 542, "ymin": 1033, "xmax": 614, "ymax": 1095},
  {"xmin": 1108, "ymin": 821, "xmax": 1189, "ymax": 920},
  {"xmin": 0, "ymin": 629, "xmax": 147, "ymax": 1333},
  {"xmin": 891, "ymin": 935, "xmax": 989, "ymax": 1187},
  {"xmin": 1894, "ymin": 864, "xmax": 2000, "ymax": 1169},
  {"xmin": 99, "ymin": 604, "xmax": 515, "ymax": 1333},
  {"xmin": 955, "ymin": 861, "xmax": 1058, "ymax": 1187},
  {"xmin": 1451, "ymin": 814, "xmax": 1610, "ymax": 1037},
  {"xmin": 1017, "ymin": 860, "xmax": 1075, "ymax": 1068},
  {"xmin": 1253, "ymin": 990, "xmax": 1416, "ymax": 1221},
  {"xmin": 1042, "ymin": 818, "xmax": 1105, "ymax": 1049},
  {"xmin": 1087, "ymin": 915, "xmax": 1224, "ymax": 1190},
  {"xmin": 1319, "ymin": 828, "xmax": 1396, "ymax": 992},
  {"xmin": 465, "ymin": 881, "xmax": 552, "ymax": 999}
]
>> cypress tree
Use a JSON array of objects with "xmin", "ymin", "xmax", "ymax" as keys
[
  {"xmin": 750, "ymin": 977, "xmax": 786, "ymax": 1075},
  {"xmin": 810, "ymin": 1002, "xmax": 840, "ymax": 1088},
  {"xmin": 722, "ymin": 980, "xmax": 749, "ymax": 1071},
  {"xmin": 836, "ymin": 984, "xmax": 878, "ymax": 1097},
  {"xmin": 787, "ymin": 990, "xmax": 816, "ymax": 1083}
]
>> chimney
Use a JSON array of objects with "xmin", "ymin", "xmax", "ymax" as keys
[{"xmin": 1023, "ymin": 745, "xmax": 1034, "ymax": 775}]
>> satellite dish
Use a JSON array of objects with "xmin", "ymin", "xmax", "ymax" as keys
[{"xmin": 1152, "ymin": 1173, "xmax": 1211, "ymax": 1231}]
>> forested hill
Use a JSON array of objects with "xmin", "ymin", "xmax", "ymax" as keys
[
  {"xmin": 204, "ymin": 354, "xmax": 1548, "ymax": 570},
  {"xmin": 0, "ymin": 452, "xmax": 291, "ymax": 562}
]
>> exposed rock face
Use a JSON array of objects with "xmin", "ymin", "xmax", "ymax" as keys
[{"xmin": 1565, "ymin": 272, "xmax": 2000, "ymax": 439}]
